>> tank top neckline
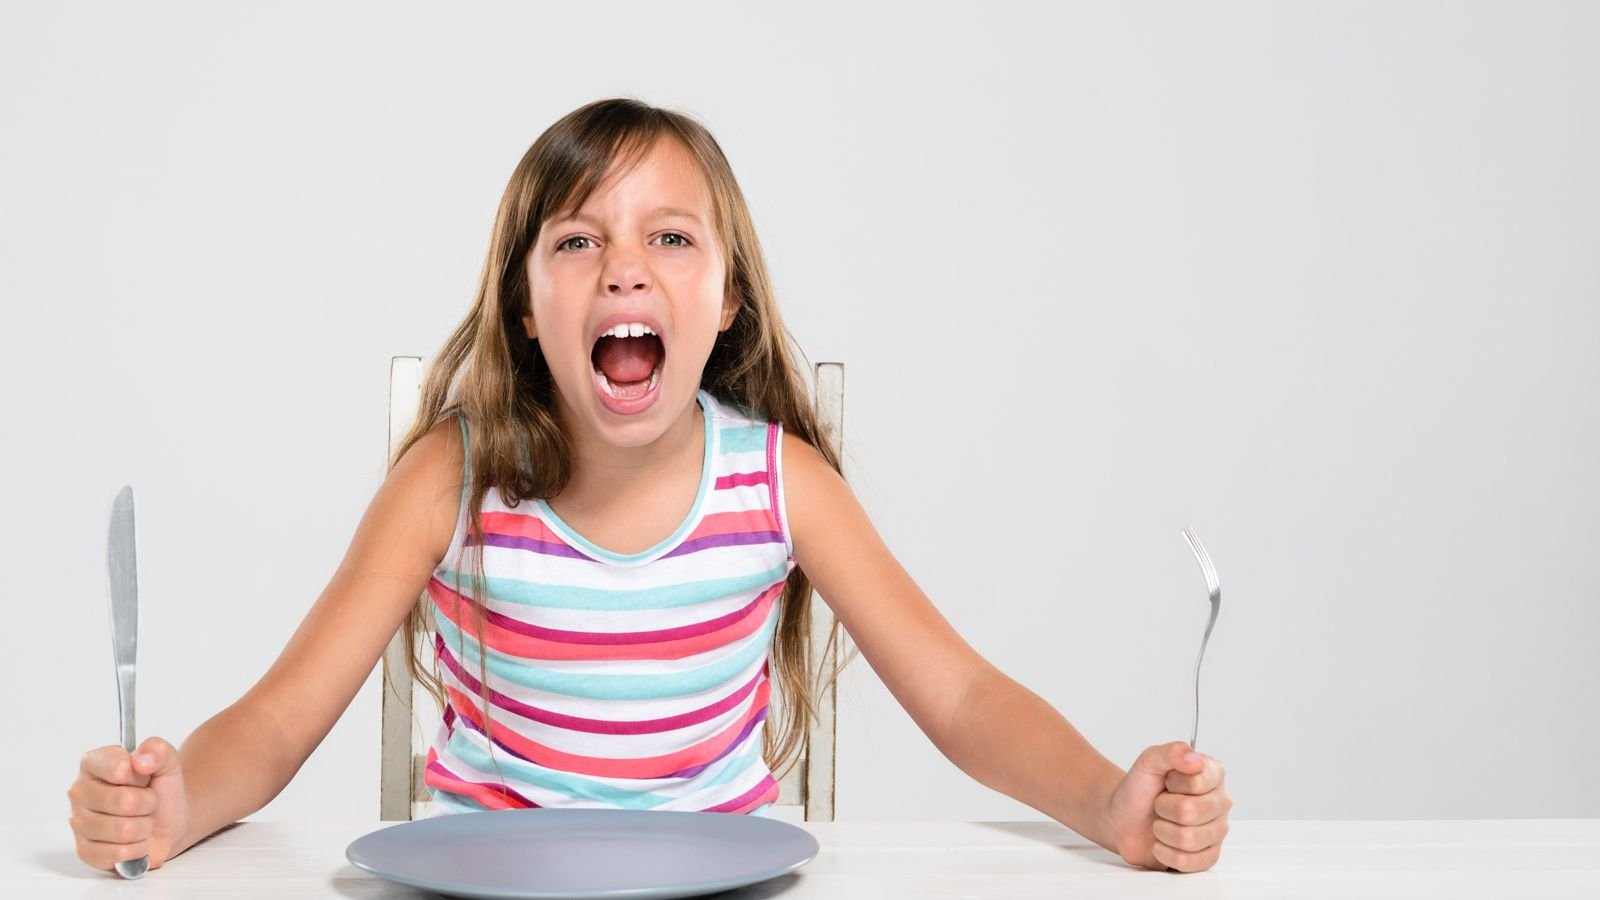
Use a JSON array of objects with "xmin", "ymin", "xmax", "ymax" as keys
[{"xmin": 532, "ymin": 389, "xmax": 719, "ymax": 566}]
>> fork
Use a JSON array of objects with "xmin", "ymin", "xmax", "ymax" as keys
[{"xmin": 1181, "ymin": 528, "xmax": 1221, "ymax": 752}]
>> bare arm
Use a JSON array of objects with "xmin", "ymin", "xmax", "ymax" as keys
[
  {"xmin": 167, "ymin": 417, "xmax": 464, "ymax": 858},
  {"xmin": 782, "ymin": 431, "xmax": 1120, "ymax": 849},
  {"xmin": 939, "ymin": 665, "xmax": 1125, "ymax": 852}
]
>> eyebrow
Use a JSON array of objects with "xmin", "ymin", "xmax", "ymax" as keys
[{"xmin": 557, "ymin": 206, "xmax": 704, "ymax": 228}]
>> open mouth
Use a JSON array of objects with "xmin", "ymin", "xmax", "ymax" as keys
[{"xmin": 590, "ymin": 327, "xmax": 665, "ymax": 406}]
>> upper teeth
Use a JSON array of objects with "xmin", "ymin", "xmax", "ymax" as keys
[{"xmin": 602, "ymin": 322, "xmax": 655, "ymax": 339}]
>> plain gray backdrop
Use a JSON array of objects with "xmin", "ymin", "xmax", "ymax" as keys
[{"xmin": 3, "ymin": 0, "xmax": 1596, "ymax": 825}]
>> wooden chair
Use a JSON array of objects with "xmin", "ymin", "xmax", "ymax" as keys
[{"xmin": 379, "ymin": 358, "xmax": 846, "ymax": 823}]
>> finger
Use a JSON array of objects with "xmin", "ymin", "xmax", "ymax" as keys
[
  {"xmin": 83, "ymin": 781, "xmax": 158, "ymax": 817},
  {"xmin": 1153, "ymin": 814, "xmax": 1230, "ymax": 853},
  {"xmin": 70, "ymin": 807, "xmax": 153, "ymax": 844},
  {"xmin": 1153, "ymin": 837, "xmax": 1223, "ymax": 874},
  {"xmin": 1165, "ymin": 755, "xmax": 1226, "ymax": 795},
  {"xmin": 80, "ymin": 746, "xmax": 139, "ymax": 785},
  {"xmin": 1154, "ymin": 788, "xmax": 1230, "ymax": 825},
  {"xmin": 74, "ymin": 833, "xmax": 151, "ymax": 869}
]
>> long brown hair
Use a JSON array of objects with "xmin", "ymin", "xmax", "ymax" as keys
[{"xmin": 386, "ymin": 96, "xmax": 859, "ymax": 796}]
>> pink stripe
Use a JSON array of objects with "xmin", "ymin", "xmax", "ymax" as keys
[
  {"xmin": 423, "ymin": 747, "xmax": 539, "ymax": 810},
  {"xmin": 765, "ymin": 422, "xmax": 786, "ymax": 545},
  {"xmin": 445, "ymin": 680, "xmax": 772, "ymax": 779},
  {"xmin": 480, "ymin": 510, "xmax": 569, "ymax": 545},
  {"xmin": 715, "ymin": 471, "xmax": 768, "ymax": 490},
  {"xmin": 433, "ymin": 633, "xmax": 765, "ymax": 735},
  {"xmin": 685, "ymin": 509, "xmax": 781, "ymax": 540},
  {"xmin": 429, "ymin": 580, "xmax": 780, "ymax": 661}
]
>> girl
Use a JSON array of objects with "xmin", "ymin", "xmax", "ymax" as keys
[{"xmin": 67, "ymin": 97, "xmax": 1232, "ymax": 875}]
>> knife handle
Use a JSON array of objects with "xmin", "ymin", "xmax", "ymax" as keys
[
  {"xmin": 111, "ymin": 664, "xmax": 148, "ymax": 879},
  {"xmin": 115, "ymin": 664, "xmax": 136, "ymax": 753}
]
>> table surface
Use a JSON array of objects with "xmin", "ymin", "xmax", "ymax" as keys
[{"xmin": 7, "ymin": 818, "xmax": 1600, "ymax": 899}]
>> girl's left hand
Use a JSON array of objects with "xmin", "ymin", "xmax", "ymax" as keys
[{"xmin": 1102, "ymin": 741, "xmax": 1232, "ymax": 873}]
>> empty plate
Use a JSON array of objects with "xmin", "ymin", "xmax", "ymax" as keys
[{"xmin": 346, "ymin": 807, "xmax": 820, "ymax": 899}]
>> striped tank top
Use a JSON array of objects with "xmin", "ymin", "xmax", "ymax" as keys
[{"xmin": 421, "ymin": 389, "xmax": 793, "ymax": 817}]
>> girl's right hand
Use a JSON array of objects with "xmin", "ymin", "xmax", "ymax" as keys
[{"xmin": 67, "ymin": 737, "xmax": 190, "ymax": 872}]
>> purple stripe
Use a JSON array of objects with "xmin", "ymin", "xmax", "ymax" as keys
[
  {"xmin": 662, "ymin": 706, "xmax": 769, "ymax": 779},
  {"xmin": 660, "ymin": 530, "xmax": 783, "ymax": 559},
  {"xmin": 446, "ymin": 709, "xmax": 537, "ymax": 767},
  {"xmin": 474, "ymin": 532, "xmax": 592, "ymax": 560},
  {"xmin": 434, "ymin": 633, "xmax": 764, "ymax": 735},
  {"xmin": 702, "ymin": 773, "xmax": 779, "ymax": 813}
]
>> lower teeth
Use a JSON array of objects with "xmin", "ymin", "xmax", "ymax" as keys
[{"xmin": 598, "ymin": 366, "xmax": 660, "ymax": 400}]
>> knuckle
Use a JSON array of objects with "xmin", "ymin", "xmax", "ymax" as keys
[{"xmin": 1167, "ymin": 826, "xmax": 1199, "ymax": 852}]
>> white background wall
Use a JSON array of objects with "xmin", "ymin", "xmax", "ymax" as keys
[{"xmin": 3, "ymin": 1, "xmax": 1596, "ymax": 825}]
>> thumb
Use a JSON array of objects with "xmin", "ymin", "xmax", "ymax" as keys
[
  {"xmin": 132, "ymin": 736, "xmax": 183, "ymax": 779},
  {"xmin": 1128, "ymin": 741, "xmax": 1204, "ymax": 790}
]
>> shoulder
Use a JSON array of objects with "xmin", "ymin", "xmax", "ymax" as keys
[
  {"xmin": 385, "ymin": 413, "xmax": 468, "ymax": 565},
  {"xmin": 400, "ymin": 413, "xmax": 466, "ymax": 480},
  {"xmin": 778, "ymin": 428, "xmax": 832, "ymax": 486},
  {"xmin": 777, "ymin": 429, "xmax": 846, "ymax": 553}
]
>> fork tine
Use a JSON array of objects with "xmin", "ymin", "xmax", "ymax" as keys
[{"xmin": 1183, "ymin": 528, "xmax": 1220, "ymax": 596}]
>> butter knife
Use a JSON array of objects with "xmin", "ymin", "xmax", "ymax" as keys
[{"xmin": 107, "ymin": 485, "xmax": 148, "ymax": 879}]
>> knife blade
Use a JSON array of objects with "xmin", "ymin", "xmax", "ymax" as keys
[{"xmin": 107, "ymin": 484, "xmax": 148, "ymax": 879}]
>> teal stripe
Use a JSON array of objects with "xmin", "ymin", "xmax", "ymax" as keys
[
  {"xmin": 445, "ymin": 732, "xmax": 669, "ymax": 808},
  {"xmin": 719, "ymin": 424, "xmax": 764, "ymax": 454},
  {"xmin": 428, "ymin": 787, "xmax": 489, "ymax": 815},
  {"xmin": 435, "ymin": 563, "xmax": 791, "ymax": 611},
  {"xmin": 434, "ymin": 605, "xmax": 780, "ymax": 700},
  {"xmin": 696, "ymin": 724, "xmax": 768, "ymax": 790}
]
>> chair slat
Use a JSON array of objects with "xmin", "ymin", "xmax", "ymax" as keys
[{"xmin": 380, "ymin": 357, "xmax": 424, "ymax": 821}]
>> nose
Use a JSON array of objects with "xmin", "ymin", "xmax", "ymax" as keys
[{"xmin": 603, "ymin": 244, "xmax": 651, "ymax": 296}]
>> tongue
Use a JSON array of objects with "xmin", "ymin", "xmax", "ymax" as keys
[{"xmin": 594, "ymin": 335, "xmax": 662, "ymax": 384}]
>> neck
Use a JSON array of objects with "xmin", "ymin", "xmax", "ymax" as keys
[{"xmin": 556, "ymin": 390, "xmax": 704, "ymax": 500}]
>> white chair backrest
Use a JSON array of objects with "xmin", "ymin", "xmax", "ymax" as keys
[{"xmin": 380, "ymin": 360, "xmax": 846, "ymax": 823}]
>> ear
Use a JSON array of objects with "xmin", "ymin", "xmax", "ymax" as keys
[
  {"xmin": 718, "ymin": 292, "xmax": 741, "ymax": 332},
  {"xmin": 521, "ymin": 304, "xmax": 538, "ymax": 341}
]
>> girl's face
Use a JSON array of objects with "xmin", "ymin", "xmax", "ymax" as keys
[{"xmin": 523, "ymin": 137, "xmax": 737, "ymax": 449}]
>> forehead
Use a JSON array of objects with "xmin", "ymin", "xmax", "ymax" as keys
[{"xmin": 553, "ymin": 137, "xmax": 712, "ymax": 225}]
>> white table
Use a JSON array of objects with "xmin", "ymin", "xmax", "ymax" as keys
[{"xmin": 7, "ymin": 818, "xmax": 1599, "ymax": 898}]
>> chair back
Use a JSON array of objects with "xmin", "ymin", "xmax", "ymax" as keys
[{"xmin": 379, "ymin": 360, "xmax": 846, "ymax": 822}]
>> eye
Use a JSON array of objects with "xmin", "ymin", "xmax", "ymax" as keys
[{"xmin": 555, "ymin": 232, "xmax": 692, "ymax": 252}]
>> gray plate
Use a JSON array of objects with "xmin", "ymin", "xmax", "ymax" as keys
[{"xmin": 346, "ymin": 808, "xmax": 820, "ymax": 899}]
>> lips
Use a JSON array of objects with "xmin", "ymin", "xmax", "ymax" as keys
[{"xmin": 587, "ymin": 312, "xmax": 667, "ymax": 416}]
